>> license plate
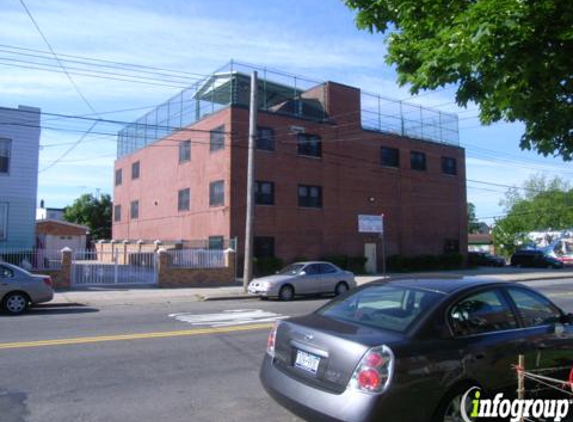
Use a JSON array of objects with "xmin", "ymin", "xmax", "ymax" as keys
[{"xmin": 294, "ymin": 350, "xmax": 320, "ymax": 374}]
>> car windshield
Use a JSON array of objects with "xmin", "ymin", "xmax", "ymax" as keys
[
  {"xmin": 277, "ymin": 264, "xmax": 306, "ymax": 275},
  {"xmin": 317, "ymin": 284, "xmax": 443, "ymax": 333}
]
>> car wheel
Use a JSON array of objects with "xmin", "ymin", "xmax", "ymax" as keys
[
  {"xmin": 278, "ymin": 285, "xmax": 294, "ymax": 301},
  {"xmin": 2, "ymin": 292, "xmax": 30, "ymax": 315},
  {"xmin": 335, "ymin": 282, "xmax": 349, "ymax": 296},
  {"xmin": 432, "ymin": 383, "xmax": 477, "ymax": 422}
]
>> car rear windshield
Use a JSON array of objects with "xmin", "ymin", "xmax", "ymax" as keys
[{"xmin": 317, "ymin": 284, "xmax": 443, "ymax": 333}]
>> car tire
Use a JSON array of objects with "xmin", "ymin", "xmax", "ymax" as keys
[
  {"xmin": 432, "ymin": 382, "xmax": 478, "ymax": 422},
  {"xmin": 2, "ymin": 292, "xmax": 30, "ymax": 315},
  {"xmin": 335, "ymin": 282, "xmax": 349, "ymax": 296},
  {"xmin": 278, "ymin": 285, "xmax": 294, "ymax": 301}
]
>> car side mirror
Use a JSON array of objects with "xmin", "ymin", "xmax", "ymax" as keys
[
  {"xmin": 299, "ymin": 271, "xmax": 307, "ymax": 276},
  {"xmin": 559, "ymin": 313, "xmax": 573, "ymax": 325}
]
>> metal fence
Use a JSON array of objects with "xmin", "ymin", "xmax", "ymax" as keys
[
  {"xmin": 361, "ymin": 92, "xmax": 459, "ymax": 146},
  {"xmin": 167, "ymin": 249, "xmax": 226, "ymax": 269},
  {"xmin": 0, "ymin": 248, "xmax": 63, "ymax": 270}
]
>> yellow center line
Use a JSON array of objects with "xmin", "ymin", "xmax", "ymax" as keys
[{"xmin": 0, "ymin": 323, "xmax": 274, "ymax": 350}]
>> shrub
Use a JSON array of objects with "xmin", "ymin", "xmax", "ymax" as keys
[{"xmin": 254, "ymin": 256, "xmax": 284, "ymax": 277}]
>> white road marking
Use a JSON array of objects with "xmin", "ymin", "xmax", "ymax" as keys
[{"xmin": 169, "ymin": 309, "xmax": 288, "ymax": 327}]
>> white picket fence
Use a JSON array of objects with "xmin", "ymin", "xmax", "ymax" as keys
[
  {"xmin": 0, "ymin": 248, "xmax": 63, "ymax": 270},
  {"xmin": 167, "ymin": 249, "xmax": 226, "ymax": 268}
]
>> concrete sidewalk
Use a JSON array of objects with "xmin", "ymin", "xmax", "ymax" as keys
[{"xmin": 49, "ymin": 267, "xmax": 573, "ymax": 308}]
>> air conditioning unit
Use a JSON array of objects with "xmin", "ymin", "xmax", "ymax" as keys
[{"xmin": 289, "ymin": 125, "xmax": 305, "ymax": 134}]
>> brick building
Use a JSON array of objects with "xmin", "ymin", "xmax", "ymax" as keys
[{"xmin": 113, "ymin": 62, "xmax": 466, "ymax": 271}]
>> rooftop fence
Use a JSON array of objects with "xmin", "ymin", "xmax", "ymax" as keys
[{"xmin": 117, "ymin": 61, "xmax": 459, "ymax": 158}]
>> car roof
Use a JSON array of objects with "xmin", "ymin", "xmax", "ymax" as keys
[
  {"xmin": 293, "ymin": 261, "xmax": 336, "ymax": 266},
  {"xmin": 369, "ymin": 277, "xmax": 508, "ymax": 295},
  {"xmin": 0, "ymin": 262, "xmax": 27, "ymax": 273}
]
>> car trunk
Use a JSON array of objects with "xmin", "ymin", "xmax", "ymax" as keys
[{"xmin": 273, "ymin": 314, "xmax": 404, "ymax": 394}]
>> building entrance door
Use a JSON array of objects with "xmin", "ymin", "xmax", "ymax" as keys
[{"xmin": 364, "ymin": 243, "xmax": 377, "ymax": 274}]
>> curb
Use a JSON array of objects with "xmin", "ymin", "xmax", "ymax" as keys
[{"xmin": 199, "ymin": 294, "xmax": 260, "ymax": 302}]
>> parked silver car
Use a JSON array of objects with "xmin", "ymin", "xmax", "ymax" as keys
[
  {"xmin": 0, "ymin": 262, "xmax": 54, "ymax": 315},
  {"xmin": 248, "ymin": 261, "xmax": 356, "ymax": 301}
]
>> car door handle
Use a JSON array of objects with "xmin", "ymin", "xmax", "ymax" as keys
[
  {"xmin": 474, "ymin": 353, "xmax": 486, "ymax": 360},
  {"xmin": 0, "ymin": 282, "xmax": 8, "ymax": 286}
]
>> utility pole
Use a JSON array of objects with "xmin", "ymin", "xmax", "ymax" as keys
[{"xmin": 243, "ymin": 71, "xmax": 258, "ymax": 292}]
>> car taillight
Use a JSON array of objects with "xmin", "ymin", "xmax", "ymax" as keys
[
  {"xmin": 43, "ymin": 277, "xmax": 52, "ymax": 288},
  {"xmin": 266, "ymin": 322, "xmax": 280, "ymax": 358},
  {"xmin": 348, "ymin": 345, "xmax": 394, "ymax": 394}
]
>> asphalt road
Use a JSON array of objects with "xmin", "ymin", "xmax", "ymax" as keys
[{"xmin": 1, "ymin": 279, "xmax": 572, "ymax": 422}]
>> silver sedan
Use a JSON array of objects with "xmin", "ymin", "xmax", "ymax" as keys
[
  {"xmin": 248, "ymin": 261, "xmax": 356, "ymax": 301},
  {"xmin": 0, "ymin": 262, "xmax": 54, "ymax": 315}
]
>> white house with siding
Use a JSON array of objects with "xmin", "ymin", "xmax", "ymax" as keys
[{"xmin": 0, "ymin": 105, "xmax": 41, "ymax": 249}]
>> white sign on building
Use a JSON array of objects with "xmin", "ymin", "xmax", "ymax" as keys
[{"xmin": 358, "ymin": 214, "xmax": 384, "ymax": 234}]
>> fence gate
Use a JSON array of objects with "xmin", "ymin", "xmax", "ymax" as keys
[{"xmin": 72, "ymin": 250, "xmax": 157, "ymax": 286}]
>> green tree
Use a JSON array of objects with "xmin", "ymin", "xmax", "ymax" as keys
[
  {"xmin": 492, "ymin": 175, "xmax": 573, "ymax": 256},
  {"xmin": 343, "ymin": 0, "xmax": 573, "ymax": 160},
  {"xmin": 63, "ymin": 194, "xmax": 112, "ymax": 241},
  {"xmin": 467, "ymin": 202, "xmax": 481, "ymax": 234}
]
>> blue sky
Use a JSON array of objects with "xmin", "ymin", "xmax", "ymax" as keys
[{"xmin": 1, "ymin": 0, "xmax": 571, "ymax": 223}]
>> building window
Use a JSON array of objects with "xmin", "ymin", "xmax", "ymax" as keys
[
  {"xmin": 132, "ymin": 161, "xmax": 140, "ymax": 180},
  {"xmin": 178, "ymin": 188, "xmax": 190, "ymax": 211},
  {"xmin": 441, "ymin": 157, "xmax": 457, "ymax": 175},
  {"xmin": 298, "ymin": 185, "xmax": 322, "ymax": 208},
  {"xmin": 0, "ymin": 138, "xmax": 12, "ymax": 174},
  {"xmin": 0, "ymin": 203, "xmax": 7, "ymax": 241},
  {"xmin": 179, "ymin": 140, "xmax": 191, "ymax": 163},
  {"xmin": 208, "ymin": 236, "xmax": 224, "ymax": 250},
  {"xmin": 210, "ymin": 125, "xmax": 225, "ymax": 152},
  {"xmin": 256, "ymin": 127, "xmax": 275, "ymax": 151},
  {"xmin": 254, "ymin": 237, "xmax": 275, "ymax": 258},
  {"xmin": 114, "ymin": 205, "xmax": 121, "ymax": 222},
  {"xmin": 381, "ymin": 147, "xmax": 400, "ymax": 168},
  {"xmin": 444, "ymin": 239, "xmax": 460, "ymax": 254},
  {"xmin": 115, "ymin": 169, "xmax": 122, "ymax": 186},
  {"xmin": 209, "ymin": 180, "xmax": 224, "ymax": 206},
  {"xmin": 297, "ymin": 133, "xmax": 322, "ymax": 157},
  {"xmin": 410, "ymin": 151, "xmax": 427, "ymax": 171},
  {"xmin": 130, "ymin": 200, "xmax": 139, "ymax": 219},
  {"xmin": 255, "ymin": 181, "xmax": 274, "ymax": 205}
]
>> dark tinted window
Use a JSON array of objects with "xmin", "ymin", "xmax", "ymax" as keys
[
  {"xmin": 130, "ymin": 200, "xmax": 139, "ymax": 219},
  {"xmin": 179, "ymin": 140, "xmax": 191, "ymax": 163},
  {"xmin": 178, "ymin": 188, "xmax": 190, "ymax": 211},
  {"xmin": 114, "ymin": 205, "xmax": 121, "ymax": 222},
  {"xmin": 257, "ymin": 127, "xmax": 275, "ymax": 151},
  {"xmin": 318, "ymin": 285, "xmax": 442, "ymax": 333},
  {"xmin": 0, "ymin": 138, "xmax": 11, "ymax": 174},
  {"xmin": 115, "ymin": 169, "xmax": 122, "ymax": 186},
  {"xmin": 208, "ymin": 236, "xmax": 224, "ymax": 250},
  {"xmin": 381, "ymin": 147, "xmax": 400, "ymax": 168},
  {"xmin": 506, "ymin": 288, "xmax": 561, "ymax": 327},
  {"xmin": 449, "ymin": 289, "xmax": 518, "ymax": 336},
  {"xmin": 255, "ymin": 181, "xmax": 274, "ymax": 205},
  {"xmin": 132, "ymin": 161, "xmax": 140, "ymax": 179},
  {"xmin": 305, "ymin": 264, "xmax": 321, "ymax": 275},
  {"xmin": 209, "ymin": 181, "xmax": 224, "ymax": 206},
  {"xmin": 298, "ymin": 185, "xmax": 322, "ymax": 208},
  {"xmin": 297, "ymin": 134, "xmax": 321, "ymax": 157},
  {"xmin": 319, "ymin": 263, "xmax": 337, "ymax": 274},
  {"xmin": 210, "ymin": 125, "xmax": 225, "ymax": 152},
  {"xmin": 410, "ymin": 151, "xmax": 426, "ymax": 171},
  {"xmin": 254, "ymin": 237, "xmax": 275, "ymax": 258},
  {"xmin": 441, "ymin": 157, "xmax": 457, "ymax": 175}
]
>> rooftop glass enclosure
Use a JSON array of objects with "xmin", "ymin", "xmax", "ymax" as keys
[{"xmin": 117, "ymin": 61, "xmax": 459, "ymax": 159}]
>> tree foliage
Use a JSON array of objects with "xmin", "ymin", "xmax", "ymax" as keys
[
  {"xmin": 344, "ymin": 0, "xmax": 573, "ymax": 160},
  {"xmin": 63, "ymin": 194, "xmax": 112, "ymax": 241},
  {"xmin": 492, "ymin": 175, "xmax": 573, "ymax": 256},
  {"xmin": 467, "ymin": 202, "xmax": 481, "ymax": 234}
]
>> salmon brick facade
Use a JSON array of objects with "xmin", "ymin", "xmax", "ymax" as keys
[{"xmin": 113, "ymin": 64, "xmax": 467, "ymax": 271}]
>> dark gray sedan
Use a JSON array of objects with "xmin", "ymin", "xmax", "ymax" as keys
[
  {"xmin": 0, "ymin": 262, "xmax": 54, "ymax": 315},
  {"xmin": 260, "ymin": 278, "xmax": 573, "ymax": 422}
]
